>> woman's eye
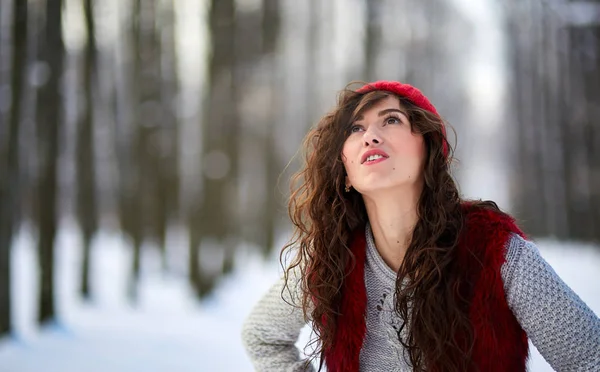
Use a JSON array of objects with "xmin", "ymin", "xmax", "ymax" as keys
[
  {"xmin": 350, "ymin": 125, "xmax": 363, "ymax": 133},
  {"xmin": 385, "ymin": 117, "xmax": 401, "ymax": 125}
]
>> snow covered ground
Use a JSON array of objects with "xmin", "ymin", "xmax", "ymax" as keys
[{"xmin": 0, "ymin": 220, "xmax": 598, "ymax": 372}]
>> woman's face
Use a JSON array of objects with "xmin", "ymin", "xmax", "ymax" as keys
[{"xmin": 341, "ymin": 96, "xmax": 426, "ymax": 195}]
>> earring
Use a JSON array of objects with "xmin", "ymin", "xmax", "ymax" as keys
[{"xmin": 345, "ymin": 185, "xmax": 351, "ymax": 192}]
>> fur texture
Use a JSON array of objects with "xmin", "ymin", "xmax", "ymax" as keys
[
  {"xmin": 458, "ymin": 203, "xmax": 529, "ymax": 371},
  {"xmin": 323, "ymin": 230, "xmax": 368, "ymax": 371},
  {"xmin": 324, "ymin": 204, "xmax": 529, "ymax": 372}
]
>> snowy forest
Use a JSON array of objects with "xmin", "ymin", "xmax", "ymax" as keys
[{"xmin": 0, "ymin": 0, "xmax": 598, "ymax": 371}]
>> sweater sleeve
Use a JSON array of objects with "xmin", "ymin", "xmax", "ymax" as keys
[
  {"xmin": 241, "ymin": 265, "xmax": 315, "ymax": 372},
  {"xmin": 501, "ymin": 234, "xmax": 600, "ymax": 371}
]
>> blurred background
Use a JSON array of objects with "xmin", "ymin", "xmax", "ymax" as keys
[{"xmin": 0, "ymin": 0, "xmax": 598, "ymax": 371}]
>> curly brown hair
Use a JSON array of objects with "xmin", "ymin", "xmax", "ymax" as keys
[{"xmin": 281, "ymin": 82, "xmax": 499, "ymax": 371}]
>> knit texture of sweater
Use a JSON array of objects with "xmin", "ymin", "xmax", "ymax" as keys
[{"xmin": 241, "ymin": 224, "xmax": 600, "ymax": 371}]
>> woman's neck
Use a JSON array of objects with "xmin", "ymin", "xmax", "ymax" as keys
[{"xmin": 362, "ymin": 187, "xmax": 421, "ymax": 272}]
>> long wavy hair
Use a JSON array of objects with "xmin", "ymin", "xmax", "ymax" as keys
[{"xmin": 281, "ymin": 83, "xmax": 501, "ymax": 371}]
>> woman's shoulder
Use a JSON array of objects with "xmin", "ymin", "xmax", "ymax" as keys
[
  {"xmin": 502, "ymin": 232, "xmax": 538, "ymax": 282},
  {"xmin": 462, "ymin": 201, "xmax": 529, "ymax": 240},
  {"xmin": 461, "ymin": 201, "xmax": 526, "ymax": 243}
]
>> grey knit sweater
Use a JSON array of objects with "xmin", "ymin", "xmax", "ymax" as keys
[{"xmin": 241, "ymin": 224, "xmax": 600, "ymax": 371}]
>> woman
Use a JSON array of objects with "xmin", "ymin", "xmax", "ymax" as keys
[{"xmin": 241, "ymin": 81, "xmax": 600, "ymax": 372}]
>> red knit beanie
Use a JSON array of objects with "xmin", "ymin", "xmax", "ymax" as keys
[{"xmin": 356, "ymin": 80, "xmax": 448, "ymax": 158}]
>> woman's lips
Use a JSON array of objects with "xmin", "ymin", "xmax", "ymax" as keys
[
  {"xmin": 363, "ymin": 157, "xmax": 387, "ymax": 166},
  {"xmin": 361, "ymin": 149, "xmax": 389, "ymax": 164}
]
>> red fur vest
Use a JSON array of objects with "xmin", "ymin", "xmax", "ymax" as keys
[{"xmin": 323, "ymin": 205, "xmax": 529, "ymax": 371}]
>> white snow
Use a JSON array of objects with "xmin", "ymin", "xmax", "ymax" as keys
[
  {"xmin": 0, "ymin": 220, "xmax": 281, "ymax": 372},
  {"xmin": 0, "ymin": 220, "xmax": 599, "ymax": 372}
]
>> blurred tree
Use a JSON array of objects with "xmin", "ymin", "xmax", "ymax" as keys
[
  {"xmin": 188, "ymin": 0, "xmax": 238, "ymax": 297},
  {"xmin": 155, "ymin": 0, "xmax": 181, "ymax": 273},
  {"xmin": 306, "ymin": 0, "xmax": 320, "ymax": 127},
  {"xmin": 506, "ymin": 0, "xmax": 554, "ymax": 237},
  {"xmin": 77, "ymin": 0, "xmax": 99, "ymax": 300},
  {"xmin": 506, "ymin": 0, "xmax": 600, "ymax": 242},
  {"xmin": 35, "ymin": 0, "xmax": 64, "ymax": 325},
  {"xmin": 262, "ymin": 0, "xmax": 280, "ymax": 55},
  {"xmin": 0, "ymin": 0, "xmax": 28, "ymax": 336},
  {"xmin": 121, "ymin": 0, "xmax": 180, "ymax": 301},
  {"xmin": 124, "ymin": 0, "xmax": 163, "ymax": 302},
  {"xmin": 364, "ymin": 0, "xmax": 382, "ymax": 82},
  {"xmin": 116, "ymin": 0, "xmax": 143, "ymax": 302},
  {"xmin": 231, "ymin": 0, "xmax": 283, "ymax": 257},
  {"xmin": 565, "ymin": 25, "xmax": 600, "ymax": 242},
  {"xmin": 260, "ymin": 0, "xmax": 282, "ymax": 257}
]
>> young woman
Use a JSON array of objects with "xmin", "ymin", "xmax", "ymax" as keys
[{"xmin": 241, "ymin": 81, "xmax": 600, "ymax": 372}]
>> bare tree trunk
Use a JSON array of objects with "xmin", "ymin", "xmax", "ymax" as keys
[
  {"xmin": 125, "ymin": 0, "xmax": 146, "ymax": 303},
  {"xmin": 77, "ymin": 0, "xmax": 99, "ymax": 300},
  {"xmin": 363, "ymin": 0, "xmax": 382, "ymax": 81},
  {"xmin": 305, "ymin": 0, "xmax": 319, "ymax": 127},
  {"xmin": 0, "ymin": 0, "xmax": 28, "ymax": 336},
  {"xmin": 36, "ymin": 0, "xmax": 64, "ymax": 325},
  {"xmin": 588, "ymin": 28, "xmax": 600, "ymax": 242},
  {"xmin": 115, "ymin": 0, "xmax": 139, "ymax": 301},
  {"xmin": 262, "ymin": 118, "xmax": 279, "ymax": 257},
  {"xmin": 557, "ymin": 25, "xmax": 573, "ymax": 239},
  {"xmin": 124, "ymin": 0, "xmax": 165, "ymax": 301},
  {"xmin": 262, "ymin": 0, "xmax": 280, "ymax": 56},
  {"xmin": 505, "ymin": 0, "xmax": 600, "ymax": 242},
  {"xmin": 188, "ymin": 0, "xmax": 237, "ymax": 297},
  {"xmin": 187, "ymin": 215, "xmax": 201, "ymax": 293},
  {"xmin": 539, "ymin": 8, "xmax": 569, "ymax": 239},
  {"xmin": 157, "ymin": 0, "xmax": 180, "ymax": 273},
  {"xmin": 261, "ymin": 0, "xmax": 281, "ymax": 256},
  {"xmin": 567, "ymin": 25, "xmax": 600, "ymax": 241},
  {"xmin": 528, "ymin": 2, "xmax": 548, "ymax": 235},
  {"xmin": 506, "ymin": 0, "xmax": 547, "ymax": 236}
]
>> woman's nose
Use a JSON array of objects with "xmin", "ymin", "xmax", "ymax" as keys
[{"xmin": 363, "ymin": 127, "xmax": 383, "ymax": 146}]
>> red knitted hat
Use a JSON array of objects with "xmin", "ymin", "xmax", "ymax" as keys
[{"xmin": 356, "ymin": 80, "xmax": 448, "ymax": 157}]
